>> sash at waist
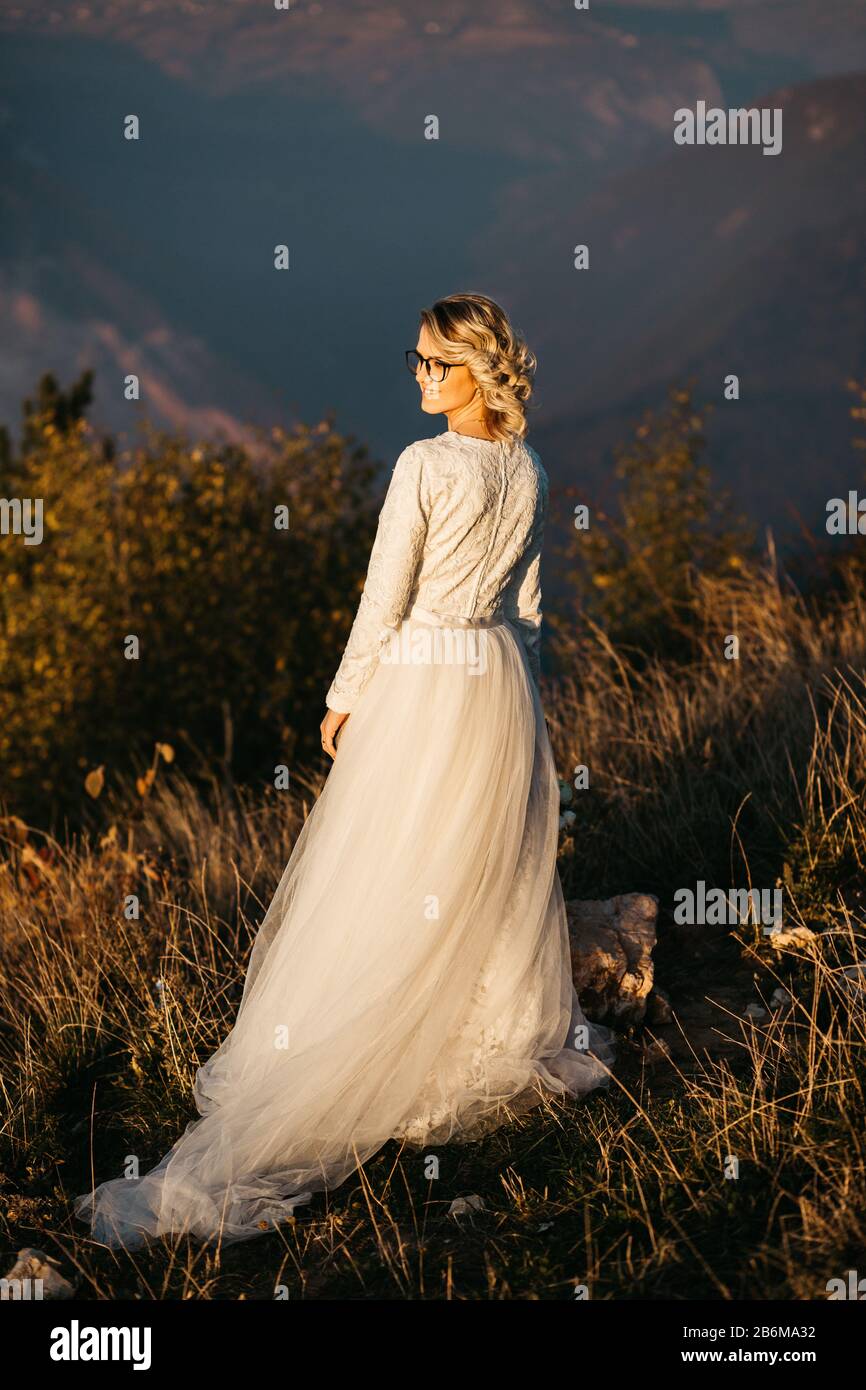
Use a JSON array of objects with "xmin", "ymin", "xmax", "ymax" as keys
[{"xmin": 404, "ymin": 603, "xmax": 505, "ymax": 630}]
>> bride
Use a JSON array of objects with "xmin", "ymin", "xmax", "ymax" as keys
[{"xmin": 76, "ymin": 292, "xmax": 616, "ymax": 1248}]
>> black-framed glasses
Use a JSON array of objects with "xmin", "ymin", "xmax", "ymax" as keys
[{"xmin": 405, "ymin": 350, "xmax": 451, "ymax": 383}]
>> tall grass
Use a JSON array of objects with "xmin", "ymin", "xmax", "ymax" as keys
[
  {"xmin": 1, "ymin": 554, "xmax": 865, "ymax": 1299},
  {"xmin": 549, "ymin": 555, "xmax": 866, "ymax": 911}
]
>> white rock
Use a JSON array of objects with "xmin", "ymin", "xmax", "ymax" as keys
[
  {"xmin": 567, "ymin": 893, "xmax": 659, "ymax": 1027},
  {"xmin": 2, "ymin": 1248, "xmax": 74, "ymax": 1300},
  {"xmin": 744, "ymin": 1003, "xmax": 768, "ymax": 1022},
  {"xmin": 448, "ymin": 1195, "xmax": 485, "ymax": 1219},
  {"xmin": 767, "ymin": 926, "xmax": 818, "ymax": 951}
]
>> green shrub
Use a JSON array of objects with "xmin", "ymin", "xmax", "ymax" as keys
[
  {"xmin": 559, "ymin": 388, "xmax": 754, "ymax": 659},
  {"xmin": 0, "ymin": 382, "xmax": 378, "ymax": 825}
]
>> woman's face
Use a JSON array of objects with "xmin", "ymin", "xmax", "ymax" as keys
[{"xmin": 414, "ymin": 322, "xmax": 481, "ymax": 419}]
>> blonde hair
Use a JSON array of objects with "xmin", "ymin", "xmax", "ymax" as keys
[{"xmin": 418, "ymin": 292, "xmax": 536, "ymax": 442}]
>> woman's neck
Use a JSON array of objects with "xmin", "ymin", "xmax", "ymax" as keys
[{"xmin": 445, "ymin": 408, "xmax": 495, "ymax": 442}]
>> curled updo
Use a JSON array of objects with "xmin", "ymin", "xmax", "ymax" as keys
[{"xmin": 418, "ymin": 292, "xmax": 536, "ymax": 441}]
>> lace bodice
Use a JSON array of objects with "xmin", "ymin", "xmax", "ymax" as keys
[{"xmin": 326, "ymin": 430, "xmax": 549, "ymax": 712}]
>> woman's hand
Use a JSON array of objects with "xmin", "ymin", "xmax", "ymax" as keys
[{"xmin": 320, "ymin": 708, "xmax": 350, "ymax": 760}]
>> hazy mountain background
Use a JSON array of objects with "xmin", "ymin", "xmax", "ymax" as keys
[{"xmin": 1, "ymin": 0, "xmax": 865, "ymax": 546}]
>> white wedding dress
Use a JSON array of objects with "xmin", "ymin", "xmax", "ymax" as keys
[{"xmin": 76, "ymin": 429, "xmax": 616, "ymax": 1248}]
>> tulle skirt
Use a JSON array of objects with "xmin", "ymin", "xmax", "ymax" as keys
[{"xmin": 75, "ymin": 608, "xmax": 616, "ymax": 1248}]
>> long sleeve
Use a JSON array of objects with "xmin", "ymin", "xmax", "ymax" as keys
[
  {"xmin": 326, "ymin": 444, "xmax": 429, "ymax": 713},
  {"xmin": 502, "ymin": 469, "xmax": 547, "ymax": 686}
]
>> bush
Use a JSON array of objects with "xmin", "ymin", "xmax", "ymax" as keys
[
  {"xmin": 0, "ymin": 385, "xmax": 379, "ymax": 825},
  {"xmin": 558, "ymin": 387, "xmax": 754, "ymax": 660}
]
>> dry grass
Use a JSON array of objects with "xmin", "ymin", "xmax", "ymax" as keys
[{"xmin": 1, "ymin": 556, "xmax": 865, "ymax": 1299}]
